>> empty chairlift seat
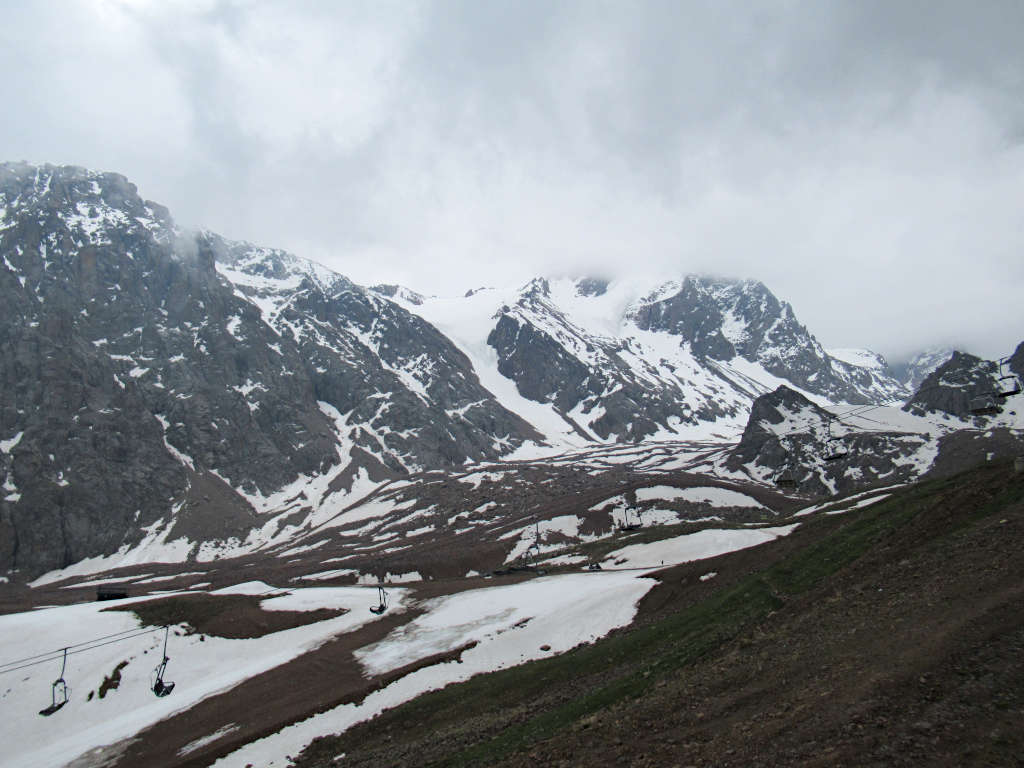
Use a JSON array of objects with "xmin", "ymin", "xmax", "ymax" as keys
[
  {"xmin": 997, "ymin": 374, "xmax": 1022, "ymax": 398},
  {"xmin": 969, "ymin": 394, "xmax": 1002, "ymax": 416},
  {"xmin": 38, "ymin": 649, "xmax": 69, "ymax": 717},
  {"xmin": 96, "ymin": 587, "xmax": 128, "ymax": 601}
]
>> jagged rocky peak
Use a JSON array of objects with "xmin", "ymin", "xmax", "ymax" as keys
[
  {"xmin": 626, "ymin": 275, "xmax": 906, "ymax": 404},
  {"xmin": 372, "ymin": 283, "xmax": 426, "ymax": 305},
  {"xmin": 0, "ymin": 162, "xmax": 175, "ymax": 247},
  {"xmin": 1008, "ymin": 340, "xmax": 1024, "ymax": 378},
  {"xmin": 889, "ymin": 346, "xmax": 955, "ymax": 391},
  {"xmin": 626, "ymin": 276, "xmax": 738, "ymax": 360},
  {"xmin": 520, "ymin": 276, "xmax": 552, "ymax": 300},
  {"xmin": 209, "ymin": 234, "xmax": 351, "ymax": 293},
  {"xmin": 903, "ymin": 351, "xmax": 1001, "ymax": 417},
  {"xmin": 574, "ymin": 277, "xmax": 609, "ymax": 297},
  {"xmin": 738, "ymin": 385, "xmax": 835, "ymax": 444},
  {"xmin": 1, "ymin": 162, "xmax": 548, "ymax": 580},
  {"xmin": 827, "ymin": 348, "xmax": 890, "ymax": 371},
  {"xmin": 626, "ymin": 274, "xmax": 816, "ymax": 363}
]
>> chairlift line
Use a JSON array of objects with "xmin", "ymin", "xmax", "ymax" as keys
[
  {"xmin": 0, "ymin": 625, "xmax": 156, "ymax": 671},
  {"xmin": 0, "ymin": 626, "xmax": 163, "ymax": 677}
]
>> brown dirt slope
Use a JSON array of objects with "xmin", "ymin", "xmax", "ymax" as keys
[
  {"xmin": 107, "ymin": 592, "xmax": 347, "ymax": 639},
  {"xmin": 294, "ymin": 458, "xmax": 1024, "ymax": 768}
]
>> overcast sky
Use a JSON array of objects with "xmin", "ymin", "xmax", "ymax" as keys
[{"xmin": 2, "ymin": 0, "xmax": 1022, "ymax": 361}]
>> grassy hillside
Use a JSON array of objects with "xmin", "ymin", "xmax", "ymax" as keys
[{"xmin": 295, "ymin": 459, "xmax": 1024, "ymax": 767}]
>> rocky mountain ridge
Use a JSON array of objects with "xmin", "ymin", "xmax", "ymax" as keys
[
  {"xmin": 0, "ymin": 162, "xmax": 1015, "ymax": 581},
  {"xmin": 0, "ymin": 163, "xmax": 539, "ymax": 578}
]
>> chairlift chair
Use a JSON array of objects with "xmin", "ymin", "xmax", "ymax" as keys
[
  {"xmin": 822, "ymin": 439, "xmax": 849, "ymax": 463},
  {"xmin": 152, "ymin": 626, "xmax": 175, "ymax": 697},
  {"xmin": 969, "ymin": 395, "xmax": 1001, "ymax": 416},
  {"xmin": 774, "ymin": 467, "xmax": 797, "ymax": 489},
  {"xmin": 370, "ymin": 585, "xmax": 388, "ymax": 615},
  {"xmin": 820, "ymin": 418, "xmax": 849, "ymax": 463},
  {"xmin": 996, "ymin": 374, "xmax": 1022, "ymax": 399},
  {"xmin": 39, "ymin": 648, "xmax": 69, "ymax": 716},
  {"xmin": 620, "ymin": 506, "xmax": 643, "ymax": 532}
]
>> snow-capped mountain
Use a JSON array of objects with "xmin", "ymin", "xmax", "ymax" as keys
[
  {"xmin": 627, "ymin": 277, "xmax": 909, "ymax": 404},
  {"xmin": 903, "ymin": 347, "xmax": 1024, "ymax": 420},
  {"xmin": 380, "ymin": 275, "xmax": 910, "ymax": 448},
  {"xmin": 0, "ymin": 163, "xmax": 538, "ymax": 578},
  {"xmin": 1, "ymin": 162, "xmax": 1012, "ymax": 581},
  {"xmin": 889, "ymin": 346, "xmax": 955, "ymax": 391}
]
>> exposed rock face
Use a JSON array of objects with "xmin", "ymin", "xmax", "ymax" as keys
[
  {"xmin": 889, "ymin": 347, "xmax": 955, "ymax": 391},
  {"xmin": 1007, "ymin": 341, "xmax": 1024, "ymax": 379},
  {"xmin": 475, "ymin": 275, "xmax": 908, "ymax": 442},
  {"xmin": 0, "ymin": 161, "xmax": 984, "ymax": 581},
  {"xmin": 628, "ymin": 277, "xmax": 907, "ymax": 404},
  {"xmin": 0, "ymin": 163, "xmax": 540, "ymax": 578},
  {"xmin": 0, "ymin": 163, "xmax": 217, "ymax": 577},
  {"xmin": 726, "ymin": 386, "xmax": 936, "ymax": 496},
  {"xmin": 211, "ymin": 236, "xmax": 542, "ymax": 473},
  {"xmin": 903, "ymin": 352, "xmax": 1000, "ymax": 418},
  {"xmin": 484, "ymin": 278, "xmax": 740, "ymax": 441}
]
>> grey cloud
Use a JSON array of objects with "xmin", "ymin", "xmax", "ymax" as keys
[{"xmin": 0, "ymin": 0, "xmax": 1021, "ymax": 361}]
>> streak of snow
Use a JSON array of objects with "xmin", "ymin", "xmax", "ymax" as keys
[
  {"xmin": 212, "ymin": 571, "xmax": 655, "ymax": 768},
  {"xmin": 635, "ymin": 485, "xmax": 767, "ymax": 509},
  {"xmin": 0, "ymin": 585, "xmax": 407, "ymax": 768},
  {"xmin": 605, "ymin": 524, "xmax": 799, "ymax": 568}
]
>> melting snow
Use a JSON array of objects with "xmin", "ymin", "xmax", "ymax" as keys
[
  {"xmin": 635, "ymin": 485, "xmax": 767, "ymax": 509},
  {"xmin": 212, "ymin": 571, "xmax": 655, "ymax": 768},
  {"xmin": 604, "ymin": 524, "xmax": 799, "ymax": 569}
]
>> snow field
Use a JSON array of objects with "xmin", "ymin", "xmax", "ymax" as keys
[
  {"xmin": 211, "ymin": 513, "xmax": 811, "ymax": 763},
  {"xmin": 825, "ymin": 493, "xmax": 893, "ymax": 515},
  {"xmin": 212, "ymin": 571, "xmax": 656, "ymax": 768},
  {"xmin": 634, "ymin": 485, "xmax": 767, "ymax": 509},
  {"xmin": 0, "ymin": 586, "xmax": 408, "ymax": 768},
  {"xmin": 603, "ymin": 525, "xmax": 800, "ymax": 569}
]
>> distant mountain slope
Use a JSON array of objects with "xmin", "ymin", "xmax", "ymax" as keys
[
  {"xmin": 628, "ymin": 276, "xmax": 908, "ymax": 404},
  {"xmin": 289, "ymin": 459, "xmax": 1024, "ymax": 768},
  {"xmin": 2, "ymin": 161, "xmax": 998, "ymax": 583},
  {"xmin": 382, "ymin": 275, "xmax": 910, "ymax": 447},
  {"xmin": 0, "ymin": 163, "xmax": 540, "ymax": 578},
  {"xmin": 889, "ymin": 346, "xmax": 955, "ymax": 391}
]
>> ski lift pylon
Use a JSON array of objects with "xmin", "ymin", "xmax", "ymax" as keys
[{"xmin": 39, "ymin": 648, "xmax": 69, "ymax": 716}]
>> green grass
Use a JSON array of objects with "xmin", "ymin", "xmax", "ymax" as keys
[{"xmin": 318, "ymin": 462, "xmax": 1022, "ymax": 768}]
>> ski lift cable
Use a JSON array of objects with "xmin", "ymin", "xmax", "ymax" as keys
[
  {"xmin": 0, "ymin": 624, "xmax": 162, "ymax": 668},
  {"xmin": 720, "ymin": 380, "xmax": 952, "ymax": 453},
  {"xmin": 686, "ymin": 353, "xmax": 1019, "ymax": 479},
  {"xmin": 0, "ymin": 626, "xmax": 155, "ymax": 671},
  {"xmin": 3, "ymin": 580, "xmax": 298, "ymax": 675},
  {"xmin": 0, "ymin": 627, "xmax": 160, "ymax": 676},
  {"xmin": 0, "ymin": 626, "xmax": 166, "ymax": 677}
]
